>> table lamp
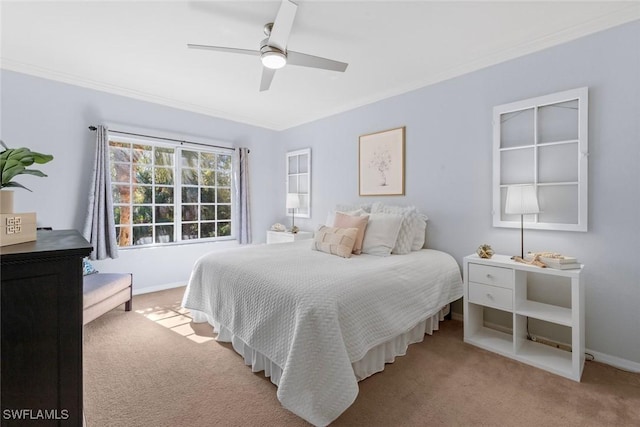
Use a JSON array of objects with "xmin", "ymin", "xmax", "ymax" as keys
[
  {"xmin": 286, "ymin": 193, "xmax": 301, "ymax": 233},
  {"xmin": 505, "ymin": 184, "xmax": 539, "ymax": 259}
]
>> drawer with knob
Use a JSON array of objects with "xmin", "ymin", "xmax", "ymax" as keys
[
  {"xmin": 468, "ymin": 282, "xmax": 513, "ymax": 311},
  {"xmin": 468, "ymin": 263, "xmax": 514, "ymax": 289}
]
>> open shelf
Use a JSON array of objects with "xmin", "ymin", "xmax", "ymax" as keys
[
  {"xmin": 466, "ymin": 326, "xmax": 513, "ymax": 356},
  {"xmin": 517, "ymin": 340, "xmax": 575, "ymax": 380},
  {"xmin": 516, "ymin": 300, "xmax": 572, "ymax": 327}
]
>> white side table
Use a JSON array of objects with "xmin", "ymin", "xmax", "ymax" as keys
[
  {"xmin": 463, "ymin": 254, "xmax": 584, "ymax": 381},
  {"xmin": 266, "ymin": 230, "xmax": 313, "ymax": 244}
]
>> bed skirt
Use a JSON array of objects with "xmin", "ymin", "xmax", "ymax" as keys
[{"xmin": 190, "ymin": 304, "xmax": 450, "ymax": 386}]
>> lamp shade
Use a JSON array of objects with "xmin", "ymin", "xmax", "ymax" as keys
[
  {"xmin": 286, "ymin": 193, "xmax": 301, "ymax": 209},
  {"xmin": 505, "ymin": 185, "xmax": 540, "ymax": 215}
]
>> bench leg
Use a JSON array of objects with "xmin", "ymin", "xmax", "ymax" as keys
[
  {"xmin": 125, "ymin": 274, "xmax": 133, "ymax": 311},
  {"xmin": 125, "ymin": 298, "xmax": 132, "ymax": 312}
]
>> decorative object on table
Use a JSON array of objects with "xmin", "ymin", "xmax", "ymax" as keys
[
  {"xmin": 359, "ymin": 127, "xmax": 405, "ymax": 196},
  {"xmin": 476, "ymin": 244, "xmax": 494, "ymax": 259},
  {"xmin": 525, "ymin": 251, "xmax": 581, "ymax": 270},
  {"xmin": 270, "ymin": 223, "xmax": 286, "ymax": 232},
  {"xmin": 505, "ymin": 184, "xmax": 539, "ymax": 259},
  {"xmin": 0, "ymin": 140, "xmax": 54, "ymax": 246},
  {"xmin": 286, "ymin": 193, "xmax": 300, "ymax": 233}
]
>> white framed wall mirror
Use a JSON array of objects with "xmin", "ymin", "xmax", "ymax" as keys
[{"xmin": 286, "ymin": 148, "xmax": 311, "ymax": 219}]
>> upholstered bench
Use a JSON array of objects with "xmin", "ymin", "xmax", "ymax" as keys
[{"xmin": 83, "ymin": 273, "xmax": 132, "ymax": 325}]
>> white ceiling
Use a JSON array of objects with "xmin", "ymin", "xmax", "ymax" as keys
[{"xmin": 2, "ymin": 1, "xmax": 639, "ymax": 130}]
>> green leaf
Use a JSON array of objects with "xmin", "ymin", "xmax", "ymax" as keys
[
  {"xmin": 1, "ymin": 181, "xmax": 32, "ymax": 191},
  {"xmin": 21, "ymin": 169, "xmax": 48, "ymax": 178}
]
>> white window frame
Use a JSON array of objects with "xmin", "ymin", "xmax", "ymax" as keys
[
  {"xmin": 109, "ymin": 134, "xmax": 234, "ymax": 247},
  {"xmin": 492, "ymin": 87, "xmax": 588, "ymax": 232},
  {"xmin": 286, "ymin": 148, "xmax": 311, "ymax": 219}
]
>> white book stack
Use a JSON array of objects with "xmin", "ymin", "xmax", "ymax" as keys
[{"xmin": 525, "ymin": 253, "xmax": 581, "ymax": 270}]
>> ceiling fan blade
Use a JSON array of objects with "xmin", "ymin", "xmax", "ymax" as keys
[
  {"xmin": 268, "ymin": 0, "xmax": 298, "ymax": 52},
  {"xmin": 187, "ymin": 44, "xmax": 260, "ymax": 56},
  {"xmin": 287, "ymin": 51, "xmax": 348, "ymax": 72},
  {"xmin": 260, "ymin": 67, "xmax": 276, "ymax": 92}
]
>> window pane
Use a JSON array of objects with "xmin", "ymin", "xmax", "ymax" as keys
[
  {"xmin": 112, "ymin": 163, "xmax": 130, "ymax": 183},
  {"xmin": 299, "ymin": 154, "xmax": 309, "ymax": 173},
  {"xmin": 500, "ymin": 108, "xmax": 534, "ymax": 148},
  {"xmin": 115, "ymin": 225, "xmax": 132, "ymax": 246},
  {"xmin": 182, "ymin": 168, "xmax": 198, "ymax": 185},
  {"xmin": 217, "ymin": 205, "xmax": 231, "ymax": 220},
  {"xmin": 201, "ymin": 188, "xmax": 215, "ymax": 203},
  {"xmin": 155, "ymin": 206, "xmax": 174, "ymax": 223},
  {"xmin": 182, "ymin": 205, "xmax": 197, "ymax": 221},
  {"xmin": 217, "ymin": 188, "xmax": 231, "ymax": 203},
  {"xmin": 217, "ymin": 222, "xmax": 231, "ymax": 237},
  {"xmin": 114, "ymin": 206, "xmax": 131, "ymax": 225},
  {"xmin": 201, "ymin": 205, "xmax": 215, "ymax": 220},
  {"xmin": 155, "ymin": 147, "xmax": 174, "ymax": 166},
  {"xmin": 113, "ymin": 185, "xmax": 131, "ymax": 203},
  {"xmin": 154, "ymin": 167, "xmax": 174, "ymax": 185},
  {"xmin": 110, "ymin": 145, "xmax": 130, "ymax": 163},
  {"xmin": 200, "ymin": 223, "xmax": 216, "ymax": 238},
  {"xmin": 133, "ymin": 226, "xmax": 153, "ymax": 245},
  {"xmin": 133, "ymin": 186, "xmax": 152, "ymax": 204},
  {"xmin": 155, "ymin": 225, "xmax": 174, "ymax": 243},
  {"xmin": 132, "ymin": 145, "xmax": 152, "ymax": 164},
  {"xmin": 288, "ymin": 156, "xmax": 298, "ymax": 174},
  {"xmin": 216, "ymin": 171, "xmax": 230, "ymax": 186},
  {"xmin": 182, "ymin": 223, "xmax": 198, "ymax": 240},
  {"xmin": 200, "ymin": 152, "xmax": 216, "ymax": 169},
  {"xmin": 181, "ymin": 150, "xmax": 198, "ymax": 168},
  {"xmin": 201, "ymin": 169, "xmax": 215, "ymax": 186},
  {"xmin": 132, "ymin": 206, "xmax": 152, "ymax": 224},
  {"xmin": 217, "ymin": 154, "xmax": 231, "ymax": 170},
  {"xmin": 133, "ymin": 165, "xmax": 152, "ymax": 184},
  {"xmin": 182, "ymin": 187, "xmax": 198, "ymax": 203},
  {"xmin": 155, "ymin": 186, "xmax": 173, "ymax": 204}
]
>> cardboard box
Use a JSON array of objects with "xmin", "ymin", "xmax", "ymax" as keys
[{"xmin": 0, "ymin": 212, "xmax": 37, "ymax": 246}]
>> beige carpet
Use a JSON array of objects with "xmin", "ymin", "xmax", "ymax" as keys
[{"xmin": 83, "ymin": 287, "xmax": 640, "ymax": 427}]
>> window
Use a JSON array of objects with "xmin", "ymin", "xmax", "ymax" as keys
[
  {"xmin": 492, "ymin": 87, "xmax": 588, "ymax": 232},
  {"xmin": 109, "ymin": 137, "xmax": 233, "ymax": 247},
  {"xmin": 286, "ymin": 148, "xmax": 311, "ymax": 218}
]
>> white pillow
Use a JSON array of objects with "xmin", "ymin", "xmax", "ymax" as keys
[
  {"xmin": 361, "ymin": 213, "xmax": 403, "ymax": 257},
  {"xmin": 370, "ymin": 203, "xmax": 417, "ymax": 254},
  {"xmin": 335, "ymin": 203, "xmax": 372, "ymax": 213},
  {"xmin": 411, "ymin": 214, "xmax": 428, "ymax": 251}
]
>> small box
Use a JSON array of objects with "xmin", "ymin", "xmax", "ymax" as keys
[{"xmin": 0, "ymin": 213, "xmax": 37, "ymax": 246}]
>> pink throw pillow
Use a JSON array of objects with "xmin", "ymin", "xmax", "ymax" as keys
[{"xmin": 333, "ymin": 211, "xmax": 369, "ymax": 254}]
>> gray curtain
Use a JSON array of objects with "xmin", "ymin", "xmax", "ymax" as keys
[
  {"xmin": 233, "ymin": 147, "xmax": 251, "ymax": 244},
  {"xmin": 83, "ymin": 125, "xmax": 118, "ymax": 259}
]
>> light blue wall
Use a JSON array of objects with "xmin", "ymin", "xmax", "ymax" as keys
[
  {"xmin": 0, "ymin": 70, "xmax": 280, "ymax": 291},
  {"xmin": 1, "ymin": 20, "xmax": 638, "ymax": 365},
  {"xmin": 277, "ymin": 20, "xmax": 640, "ymax": 364}
]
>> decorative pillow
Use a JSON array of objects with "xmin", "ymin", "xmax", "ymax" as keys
[
  {"xmin": 411, "ymin": 213, "xmax": 428, "ymax": 251},
  {"xmin": 370, "ymin": 203, "xmax": 417, "ymax": 254},
  {"xmin": 82, "ymin": 258, "xmax": 99, "ymax": 276},
  {"xmin": 311, "ymin": 226, "xmax": 358, "ymax": 258},
  {"xmin": 361, "ymin": 213, "xmax": 403, "ymax": 257},
  {"xmin": 333, "ymin": 212, "xmax": 369, "ymax": 254},
  {"xmin": 325, "ymin": 208, "xmax": 366, "ymax": 227},
  {"xmin": 335, "ymin": 203, "xmax": 372, "ymax": 213}
]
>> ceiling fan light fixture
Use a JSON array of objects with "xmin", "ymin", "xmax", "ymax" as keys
[{"xmin": 261, "ymin": 50, "xmax": 287, "ymax": 69}]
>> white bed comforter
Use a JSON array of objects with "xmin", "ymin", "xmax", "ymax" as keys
[{"xmin": 182, "ymin": 240, "xmax": 463, "ymax": 426}]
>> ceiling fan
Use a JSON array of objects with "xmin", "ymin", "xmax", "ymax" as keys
[{"xmin": 187, "ymin": 0, "xmax": 348, "ymax": 92}]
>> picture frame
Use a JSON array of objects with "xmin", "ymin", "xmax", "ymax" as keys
[{"xmin": 358, "ymin": 126, "xmax": 405, "ymax": 196}]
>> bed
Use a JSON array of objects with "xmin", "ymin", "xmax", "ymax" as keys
[{"xmin": 182, "ymin": 235, "xmax": 463, "ymax": 426}]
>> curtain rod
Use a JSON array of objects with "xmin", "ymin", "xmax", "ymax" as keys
[{"xmin": 88, "ymin": 126, "xmax": 247, "ymax": 152}]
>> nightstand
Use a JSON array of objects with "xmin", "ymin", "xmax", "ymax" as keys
[
  {"xmin": 266, "ymin": 230, "xmax": 313, "ymax": 244},
  {"xmin": 463, "ymin": 254, "xmax": 584, "ymax": 381}
]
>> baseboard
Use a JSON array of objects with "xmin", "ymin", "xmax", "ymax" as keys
[
  {"xmin": 586, "ymin": 349, "xmax": 640, "ymax": 373},
  {"xmin": 453, "ymin": 316, "xmax": 640, "ymax": 374},
  {"xmin": 132, "ymin": 281, "xmax": 186, "ymax": 296}
]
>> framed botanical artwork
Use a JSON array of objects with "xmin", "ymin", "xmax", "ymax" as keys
[{"xmin": 359, "ymin": 126, "xmax": 405, "ymax": 196}]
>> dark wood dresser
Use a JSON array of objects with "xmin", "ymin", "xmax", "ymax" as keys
[{"xmin": 1, "ymin": 230, "xmax": 92, "ymax": 426}]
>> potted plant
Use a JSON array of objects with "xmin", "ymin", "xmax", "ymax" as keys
[{"xmin": 0, "ymin": 140, "xmax": 54, "ymax": 213}]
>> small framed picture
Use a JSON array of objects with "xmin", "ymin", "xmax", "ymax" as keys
[{"xmin": 358, "ymin": 126, "xmax": 405, "ymax": 196}]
